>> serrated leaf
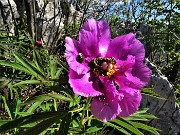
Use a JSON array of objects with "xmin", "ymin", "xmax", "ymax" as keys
[{"xmin": 141, "ymin": 88, "xmax": 166, "ymax": 100}]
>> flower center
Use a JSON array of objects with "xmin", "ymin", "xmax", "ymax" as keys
[{"xmin": 88, "ymin": 57, "xmax": 119, "ymax": 78}]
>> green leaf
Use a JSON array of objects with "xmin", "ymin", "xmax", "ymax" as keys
[
  {"xmin": 18, "ymin": 115, "xmax": 63, "ymax": 135},
  {"xmin": 69, "ymin": 95, "xmax": 81, "ymax": 107},
  {"xmin": 0, "ymin": 120, "xmax": 10, "ymax": 126},
  {"xmin": 24, "ymin": 93, "xmax": 72, "ymax": 104},
  {"xmin": 86, "ymin": 126, "xmax": 102, "ymax": 133},
  {"xmin": 13, "ymin": 80, "xmax": 43, "ymax": 86},
  {"xmin": 1, "ymin": 96, "xmax": 14, "ymax": 120},
  {"xmin": 18, "ymin": 122, "xmax": 37, "ymax": 128},
  {"xmin": 71, "ymin": 119, "xmax": 80, "ymax": 127},
  {"xmin": 13, "ymin": 52, "xmax": 45, "ymax": 80},
  {"xmin": 23, "ymin": 30, "xmax": 34, "ymax": 44},
  {"xmin": 58, "ymin": 112, "xmax": 72, "ymax": 135},
  {"xmin": 141, "ymin": 88, "xmax": 166, "ymax": 100},
  {"xmin": 0, "ymin": 60, "xmax": 31, "ymax": 74},
  {"xmin": 15, "ymin": 98, "xmax": 22, "ymax": 118},
  {"xmin": 13, "ymin": 79, "xmax": 62, "ymax": 86},
  {"xmin": 45, "ymin": 85, "xmax": 73, "ymax": 96},
  {"xmin": 107, "ymin": 129, "xmax": 115, "ymax": 135},
  {"xmin": 124, "ymin": 108, "xmax": 157, "ymax": 121},
  {"xmin": 0, "ymin": 78, "xmax": 11, "ymax": 88},
  {"xmin": 55, "ymin": 68, "xmax": 63, "ymax": 78},
  {"xmin": 130, "ymin": 121, "xmax": 160, "ymax": 135},
  {"xmin": 104, "ymin": 122, "xmax": 131, "ymax": 135},
  {"xmin": 49, "ymin": 55, "xmax": 57, "ymax": 79},
  {"xmin": 68, "ymin": 127, "xmax": 86, "ymax": 134},
  {"xmin": 56, "ymin": 60, "xmax": 68, "ymax": 71},
  {"xmin": 0, "ymin": 111, "xmax": 67, "ymax": 133},
  {"xmin": 15, "ymin": 112, "xmax": 33, "ymax": 117},
  {"xmin": 32, "ymin": 50, "xmax": 44, "ymax": 74},
  {"xmin": 26, "ymin": 101, "xmax": 43, "ymax": 113},
  {"xmin": 111, "ymin": 119, "xmax": 144, "ymax": 135}
]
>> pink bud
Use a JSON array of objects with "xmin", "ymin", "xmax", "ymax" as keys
[{"xmin": 35, "ymin": 41, "xmax": 42, "ymax": 47}]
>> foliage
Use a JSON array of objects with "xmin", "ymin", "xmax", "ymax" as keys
[{"xmin": 0, "ymin": 0, "xmax": 179, "ymax": 134}]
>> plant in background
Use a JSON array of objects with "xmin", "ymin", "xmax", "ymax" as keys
[{"xmin": 65, "ymin": 19, "xmax": 152, "ymax": 121}]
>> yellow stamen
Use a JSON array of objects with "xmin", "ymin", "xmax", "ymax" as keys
[
  {"xmin": 89, "ymin": 57, "xmax": 119, "ymax": 78},
  {"xmin": 106, "ymin": 69, "xmax": 116, "ymax": 78}
]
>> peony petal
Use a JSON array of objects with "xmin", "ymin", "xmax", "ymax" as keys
[
  {"xmin": 65, "ymin": 37, "xmax": 89, "ymax": 75},
  {"xmin": 118, "ymin": 89, "xmax": 142, "ymax": 117},
  {"xmin": 98, "ymin": 77, "xmax": 123, "ymax": 99},
  {"xmin": 131, "ymin": 62, "xmax": 152, "ymax": 86},
  {"xmin": 98, "ymin": 20, "xmax": 111, "ymax": 57},
  {"xmin": 114, "ymin": 74, "xmax": 143, "ymax": 91},
  {"xmin": 106, "ymin": 33, "xmax": 145, "ymax": 62},
  {"xmin": 116, "ymin": 55, "xmax": 135, "ymax": 75},
  {"xmin": 91, "ymin": 78, "xmax": 123, "ymax": 122},
  {"xmin": 125, "ymin": 72, "xmax": 147, "ymax": 89},
  {"xmin": 116, "ymin": 76, "xmax": 142, "ymax": 117},
  {"xmin": 113, "ymin": 76, "xmax": 142, "ymax": 117},
  {"xmin": 79, "ymin": 19, "xmax": 100, "ymax": 58},
  {"xmin": 114, "ymin": 70, "xmax": 147, "ymax": 89},
  {"xmin": 91, "ymin": 96, "xmax": 121, "ymax": 122},
  {"xmin": 69, "ymin": 69, "xmax": 102, "ymax": 97}
]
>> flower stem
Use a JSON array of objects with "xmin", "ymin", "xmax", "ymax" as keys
[{"xmin": 79, "ymin": 97, "xmax": 91, "ymax": 129}]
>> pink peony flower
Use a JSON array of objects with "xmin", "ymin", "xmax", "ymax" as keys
[{"xmin": 65, "ymin": 19, "xmax": 151, "ymax": 122}]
